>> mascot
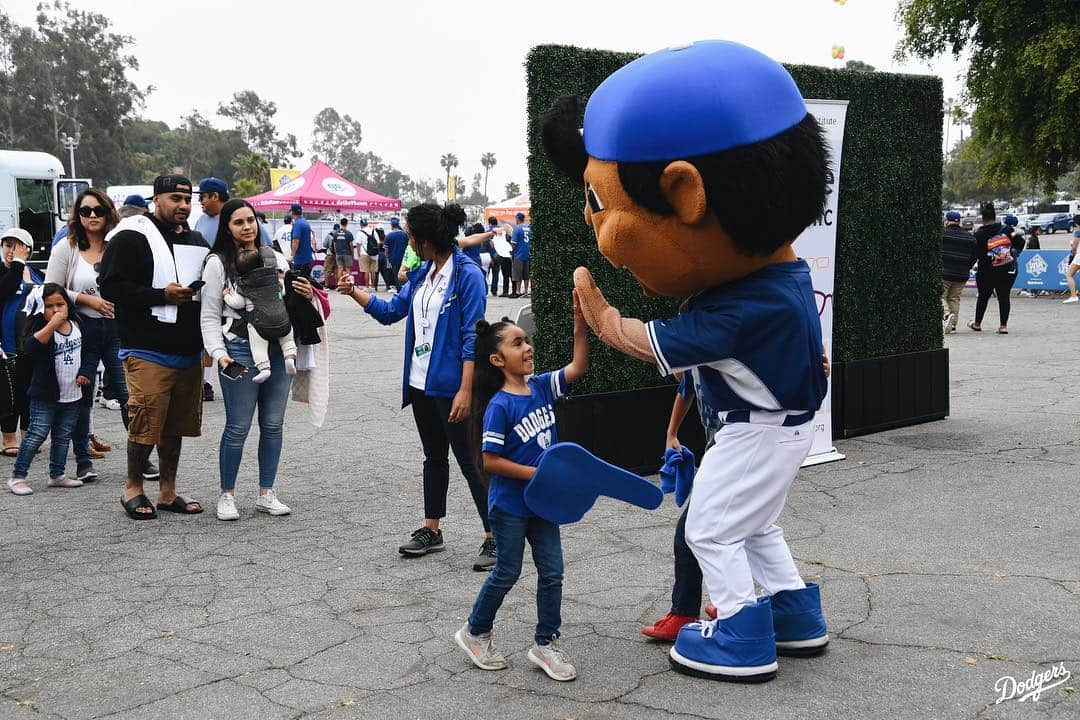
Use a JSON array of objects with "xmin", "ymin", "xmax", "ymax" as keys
[{"xmin": 541, "ymin": 40, "xmax": 830, "ymax": 682}]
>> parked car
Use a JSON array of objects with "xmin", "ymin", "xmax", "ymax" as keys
[{"xmin": 1027, "ymin": 213, "xmax": 1075, "ymax": 234}]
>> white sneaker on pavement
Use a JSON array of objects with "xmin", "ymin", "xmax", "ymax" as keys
[
  {"xmin": 255, "ymin": 489, "xmax": 290, "ymax": 516},
  {"xmin": 47, "ymin": 476, "xmax": 83, "ymax": 488},
  {"xmin": 217, "ymin": 493, "xmax": 240, "ymax": 521},
  {"xmin": 7, "ymin": 478, "xmax": 32, "ymax": 496},
  {"xmin": 1064, "ymin": 297, "xmax": 1079, "ymax": 304},
  {"xmin": 454, "ymin": 623, "xmax": 508, "ymax": 670},
  {"xmin": 527, "ymin": 637, "xmax": 577, "ymax": 681}
]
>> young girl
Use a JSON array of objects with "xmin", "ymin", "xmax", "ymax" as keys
[
  {"xmin": 454, "ymin": 293, "xmax": 588, "ymax": 682},
  {"xmin": 6, "ymin": 284, "xmax": 90, "ymax": 495}
]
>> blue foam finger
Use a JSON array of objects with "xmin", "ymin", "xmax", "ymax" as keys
[
  {"xmin": 525, "ymin": 442, "xmax": 664, "ymax": 524},
  {"xmin": 674, "ymin": 447, "xmax": 696, "ymax": 508}
]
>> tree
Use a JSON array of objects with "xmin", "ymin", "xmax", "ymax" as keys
[
  {"xmin": 0, "ymin": 1, "xmax": 147, "ymax": 184},
  {"xmin": 232, "ymin": 178, "xmax": 261, "ymax": 198},
  {"xmin": 943, "ymin": 140, "xmax": 1027, "ymax": 205},
  {"xmin": 897, "ymin": 0, "xmax": 1080, "ymax": 189},
  {"xmin": 162, "ymin": 111, "xmax": 250, "ymax": 184},
  {"xmin": 504, "ymin": 181, "xmax": 521, "ymax": 199},
  {"xmin": 231, "ymin": 151, "xmax": 270, "ymax": 190},
  {"xmin": 218, "ymin": 90, "xmax": 300, "ymax": 167},
  {"xmin": 311, "ymin": 107, "xmax": 363, "ymax": 169},
  {"xmin": 844, "ymin": 60, "xmax": 876, "ymax": 72},
  {"xmin": 439, "ymin": 153, "xmax": 458, "ymax": 199},
  {"xmin": 480, "ymin": 152, "xmax": 497, "ymax": 198}
]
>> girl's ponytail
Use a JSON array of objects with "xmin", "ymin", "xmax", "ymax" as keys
[{"xmin": 469, "ymin": 317, "xmax": 516, "ymax": 483}]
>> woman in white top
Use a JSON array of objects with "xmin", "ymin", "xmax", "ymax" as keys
[
  {"xmin": 201, "ymin": 198, "xmax": 314, "ymax": 522},
  {"xmin": 45, "ymin": 188, "xmax": 132, "ymax": 484}
]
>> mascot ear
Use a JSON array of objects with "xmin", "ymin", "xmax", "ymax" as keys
[{"xmin": 659, "ymin": 161, "xmax": 708, "ymax": 225}]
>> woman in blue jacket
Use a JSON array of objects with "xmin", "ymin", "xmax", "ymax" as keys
[{"xmin": 338, "ymin": 203, "xmax": 495, "ymax": 570}]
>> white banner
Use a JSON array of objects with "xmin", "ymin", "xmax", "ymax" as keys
[{"xmin": 793, "ymin": 99, "xmax": 848, "ymax": 466}]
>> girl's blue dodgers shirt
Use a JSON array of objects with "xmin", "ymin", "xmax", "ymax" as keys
[{"xmin": 481, "ymin": 369, "xmax": 570, "ymax": 517}]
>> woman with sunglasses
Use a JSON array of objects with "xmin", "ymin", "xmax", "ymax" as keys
[{"xmin": 45, "ymin": 189, "xmax": 153, "ymax": 483}]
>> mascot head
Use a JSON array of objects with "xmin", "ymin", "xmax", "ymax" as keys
[{"xmin": 542, "ymin": 40, "xmax": 830, "ymax": 297}]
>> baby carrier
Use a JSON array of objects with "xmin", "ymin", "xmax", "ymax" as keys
[{"xmin": 233, "ymin": 247, "xmax": 292, "ymax": 339}]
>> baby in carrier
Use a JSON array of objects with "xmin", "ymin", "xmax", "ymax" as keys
[{"xmin": 224, "ymin": 247, "xmax": 297, "ymax": 384}]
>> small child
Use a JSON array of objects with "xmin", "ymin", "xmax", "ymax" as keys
[
  {"xmin": 6, "ymin": 284, "xmax": 90, "ymax": 495},
  {"xmin": 223, "ymin": 247, "xmax": 297, "ymax": 384},
  {"xmin": 454, "ymin": 293, "xmax": 588, "ymax": 682}
]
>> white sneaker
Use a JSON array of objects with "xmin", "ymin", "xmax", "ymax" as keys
[
  {"xmin": 217, "ymin": 493, "xmax": 240, "ymax": 521},
  {"xmin": 7, "ymin": 478, "xmax": 32, "ymax": 496},
  {"xmin": 103, "ymin": 398, "xmax": 121, "ymax": 410},
  {"xmin": 454, "ymin": 623, "xmax": 508, "ymax": 670},
  {"xmin": 1064, "ymin": 297, "xmax": 1078, "ymax": 304},
  {"xmin": 527, "ymin": 637, "xmax": 577, "ymax": 681},
  {"xmin": 47, "ymin": 476, "xmax": 83, "ymax": 488},
  {"xmin": 255, "ymin": 490, "xmax": 290, "ymax": 516}
]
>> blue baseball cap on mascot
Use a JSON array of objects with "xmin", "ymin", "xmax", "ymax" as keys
[
  {"xmin": 541, "ymin": 39, "xmax": 828, "ymax": 298},
  {"xmin": 583, "ymin": 41, "xmax": 808, "ymax": 162}
]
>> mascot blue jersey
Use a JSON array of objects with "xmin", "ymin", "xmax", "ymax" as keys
[{"xmin": 646, "ymin": 260, "xmax": 826, "ymax": 415}]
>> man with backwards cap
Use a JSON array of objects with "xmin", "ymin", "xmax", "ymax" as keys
[
  {"xmin": 542, "ymin": 40, "xmax": 831, "ymax": 681},
  {"xmin": 99, "ymin": 174, "xmax": 209, "ymax": 520},
  {"xmin": 942, "ymin": 210, "xmax": 977, "ymax": 334}
]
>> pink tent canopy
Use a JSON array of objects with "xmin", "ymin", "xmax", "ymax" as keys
[{"xmin": 246, "ymin": 160, "xmax": 401, "ymax": 212}]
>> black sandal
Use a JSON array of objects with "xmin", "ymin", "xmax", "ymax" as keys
[
  {"xmin": 121, "ymin": 494, "xmax": 157, "ymax": 520},
  {"xmin": 156, "ymin": 495, "xmax": 203, "ymax": 514}
]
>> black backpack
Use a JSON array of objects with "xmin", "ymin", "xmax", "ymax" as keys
[{"xmin": 364, "ymin": 231, "xmax": 379, "ymax": 256}]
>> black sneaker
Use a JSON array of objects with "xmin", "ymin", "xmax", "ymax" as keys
[
  {"xmin": 472, "ymin": 538, "xmax": 497, "ymax": 572},
  {"xmin": 398, "ymin": 527, "xmax": 445, "ymax": 556},
  {"xmin": 202, "ymin": 382, "xmax": 214, "ymax": 402},
  {"xmin": 142, "ymin": 461, "xmax": 160, "ymax": 481},
  {"xmin": 76, "ymin": 460, "xmax": 98, "ymax": 483}
]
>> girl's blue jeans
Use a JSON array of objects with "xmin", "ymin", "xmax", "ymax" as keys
[
  {"xmin": 217, "ymin": 338, "xmax": 292, "ymax": 493},
  {"xmin": 13, "ymin": 400, "xmax": 80, "ymax": 479},
  {"xmin": 468, "ymin": 506, "xmax": 564, "ymax": 644}
]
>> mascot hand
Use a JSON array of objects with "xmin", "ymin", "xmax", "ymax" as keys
[{"xmin": 573, "ymin": 266, "xmax": 656, "ymax": 365}]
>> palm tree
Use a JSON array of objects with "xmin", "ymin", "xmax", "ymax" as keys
[
  {"xmin": 231, "ymin": 151, "xmax": 270, "ymax": 190},
  {"xmin": 504, "ymin": 181, "xmax": 521, "ymax": 200},
  {"xmin": 480, "ymin": 152, "xmax": 496, "ymax": 199},
  {"xmin": 439, "ymin": 153, "xmax": 458, "ymax": 201}
]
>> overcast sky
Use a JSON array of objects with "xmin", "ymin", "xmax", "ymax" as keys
[{"xmin": 3, "ymin": 0, "xmax": 966, "ymax": 197}]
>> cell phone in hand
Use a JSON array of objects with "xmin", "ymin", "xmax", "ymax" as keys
[
  {"xmin": 187, "ymin": 280, "xmax": 206, "ymax": 291},
  {"xmin": 221, "ymin": 362, "xmax": 247, "ymax": 381}
]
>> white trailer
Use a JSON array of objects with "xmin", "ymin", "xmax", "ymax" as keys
[{"xmin": 0, "ymin": 150, "xmax": 89, "ymax": 268}]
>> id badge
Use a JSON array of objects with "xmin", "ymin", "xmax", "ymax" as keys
[{"xmin": 414, "ymin": 342, "xmax": 432, "ymax": 358}]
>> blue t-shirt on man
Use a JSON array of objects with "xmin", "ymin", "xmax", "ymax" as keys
[
  {"xmin": 384, "ymin": 230, "xmax": 408, "ymax": 268},
  {"xmin": 646, "ymin": 261, "xmax": 826, "ymax": 420},
  {"xmin": 511, "ymin": 224, "xmax": 532, "ymax": 260},
  {"xmin": 481, "ymin": 369, "xmax": 570, "ymax": 517},
  {"xmin": 291, "ymin": 216, "xmax": 314, "ymax": 265}
]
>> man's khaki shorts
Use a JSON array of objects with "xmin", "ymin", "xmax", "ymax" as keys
[
  {"xmin": 358, "ymin": 253, "xmax": 379, "ymax": 276},
  {"xmin": 124, "ymin": 357, "xmax": 203, "ymax": 445}
]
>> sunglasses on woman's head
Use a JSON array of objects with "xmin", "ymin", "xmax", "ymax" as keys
[{"xmin": 78, "ymin": 205, "xmax": 108, "ymax": 218}]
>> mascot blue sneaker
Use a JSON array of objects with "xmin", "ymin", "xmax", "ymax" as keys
[
  {"xmin": 771, "ymin": 583, "xmax": 829, "ymax": 657},
  {"xmin": 669, "ymin": 597, "xmax": 778, "ymax": 683}
]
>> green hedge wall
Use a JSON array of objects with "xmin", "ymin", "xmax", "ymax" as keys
[{"xmin": 526, "ymin": 44, "xmax": 943, "ymax": 395}]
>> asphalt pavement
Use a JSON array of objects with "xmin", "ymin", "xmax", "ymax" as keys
[{"xmin": 0, "ymin": 289, "xmax": 1076, "ymax": 720}]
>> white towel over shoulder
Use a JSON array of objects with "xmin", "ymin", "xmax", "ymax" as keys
[{"xmin": 106, "ymin": 215, "xmax": 178, "ymax": 324}]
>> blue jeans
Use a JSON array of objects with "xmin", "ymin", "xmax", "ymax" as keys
[
  {"xmin": 218, "ymin": 337, "xmax": 292, "ymax": 492},
  {"xmin": 13, "ymin": 400, "xmax": 81, "ymax": 479},
  {"xmin": 72, "ymin": 317, "xmax": 129, "ymax": 462},
  {"xmin": 468, "ymin": 506, "xmax": 564, "ymax": 644}
]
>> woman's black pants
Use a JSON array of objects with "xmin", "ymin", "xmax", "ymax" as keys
[
  {"xmin": 975, "ymin": 269, "xmax": 1016, "ymax": 326},
  {"xmin": 408, "ymin": 386, "xmax": 490, "ymax": 532}
]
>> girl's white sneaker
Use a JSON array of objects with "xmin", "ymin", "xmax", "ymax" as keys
[
  {"xmin": 47, "ymin": 476, "xmax": 83, "ymax": 488},
  {"xmin": 7, "ymin": 478, "xmax": 32, "ymax": 496},
  {"xmin": 217, "ymin": 493, "xmax": 240, "ymax": 521},
  {"xmin": 255, "ymin": 490, "xmax": 290, "ymax": 516}
]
